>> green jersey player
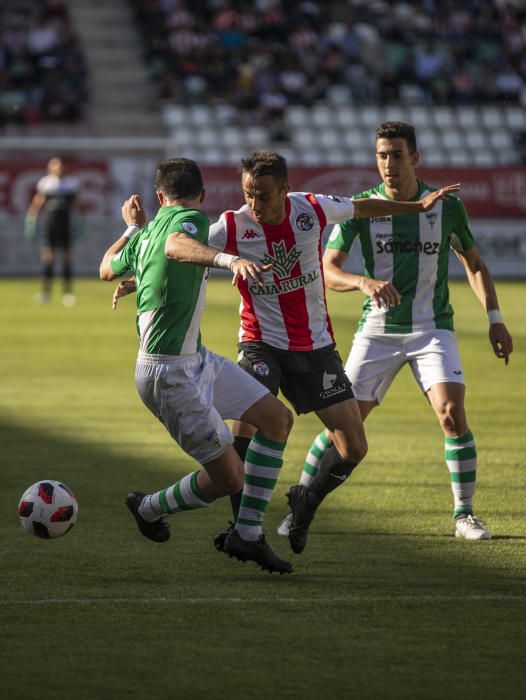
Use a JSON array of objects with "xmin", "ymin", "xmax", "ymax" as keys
[
  {"xmin": 279, "ymin": 122, "xmax": 513, "ymax": 549},
  {"xmin": 99, "ymin": 158, "xmax": 294, "ymax": 574}
]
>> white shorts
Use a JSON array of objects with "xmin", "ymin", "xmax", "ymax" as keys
[
  {"xmin": 344, "ymin": 329, "xmax": 464, "ymax": 404},
  {"xmin": 135, "ymin": 345, "xmax": 269, "ymax": 465}
]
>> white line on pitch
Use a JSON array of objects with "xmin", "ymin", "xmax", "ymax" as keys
[{"xmin": 1, "ymin": 595, "xmax": 525, "ymax": 605}]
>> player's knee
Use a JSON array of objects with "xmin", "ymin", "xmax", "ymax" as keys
[
  {"xmin": 214, "ymin": 467, "xmax": 244, "ymax": 496},
  {"xmin": 339, "ymin": 435, "xmax": 368, "ymax": 464},
  {"xmin": 265, "ymin": 401, "xmax": 293, "ymax": 442},
  {"xmin": 437, "ymin": 400, "xmax": 465, "ymax": 434}
]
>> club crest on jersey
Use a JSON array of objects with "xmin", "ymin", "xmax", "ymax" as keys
[
  {"xmin": 296, "ymin": 213, "xmax": 314, "ymax": 231},
  {"xmin": 252, "ymin": 361, "xmax": 270, "ymax": 377},
  {"xmin": 182, "ymin": 221, "xmax": 198, "ymax": 235},
  {"xmin": 260, "ymin": 240, "xmax": 301, "ymax": 278},
  {"xmin": 425, "ymin": 212, "xmax": 438, "ymax": 229}
]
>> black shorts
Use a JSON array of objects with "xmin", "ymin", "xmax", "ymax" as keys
[
  {"xmin": 238, "ymin": 341, "xmax": 354, "ymax": 415},
  {"xmin": 47, "ymin": 213, "xmax": 71, "ymax": 249}
]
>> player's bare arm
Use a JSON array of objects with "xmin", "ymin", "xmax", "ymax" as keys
[
  {"xmin": 352, "ymin": 183, "xmax": 461, "ymax": 218},
  {"xmin": 99, "ymin": 196, "xmax": 145, "ymax": 281},
  {"xmin": 323, "ymin": 248, "xmax": 401, "ymax": 308},
  {"xmin": 455, "ymin": 246, "xmax": 513, "ymax": 364},
  {"xmin": 165, "ymin": 233, "xmax": 271, "ymax": 285}
]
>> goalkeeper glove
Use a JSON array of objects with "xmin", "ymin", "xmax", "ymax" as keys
[{"xmin": 24, "ymin": 217, "xmax": 37, "ymax": 239}]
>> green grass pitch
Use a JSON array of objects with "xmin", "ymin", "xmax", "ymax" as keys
[{"xmin": 1, "ymin": 277, "xmax": 525, "ymax": 699}]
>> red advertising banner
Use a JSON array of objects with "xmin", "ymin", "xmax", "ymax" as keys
[
  {"xmin": 201, "ymin": 166, "xmax": 526, "ymax": 219},
  {"xmin": 1, "ymin": 161, "xmax": 525, "ymax": 218}
]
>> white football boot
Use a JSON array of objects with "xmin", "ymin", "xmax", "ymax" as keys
[
  {"xmin": 455, "ymin": 514, "xmax": 492, "ymax": 540},
  {"xmin": 277, "ymin": 512, "xmax": 293, "ymax": 536}
]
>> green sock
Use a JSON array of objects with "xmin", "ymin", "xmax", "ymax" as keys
[
  {"xmin": 236, "ymin": 433, "xmax": 286, "ymax": 541},
  {"xmin": 300, "ymin": 431, "xmax": 333, "ymax": 487},
  {"xmin": 445, "ymin": 431, "xmax": 477, "ymax": 517}
]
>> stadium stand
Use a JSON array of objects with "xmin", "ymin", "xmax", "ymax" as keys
[
  {"xmin": 129, "ymin": 0, "xmax": 526, "ymax": 166},
  {"xmin": 0, "ymin": 0, "xmax": 89, "ymax": 128}
]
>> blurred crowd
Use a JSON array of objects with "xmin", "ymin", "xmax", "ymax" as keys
[
  {"xmin": 131, "ymin": 0, "xmax": 526, "ymax": 133},
  {"xmin": 0, "ymin": 0, "xmax": 88, "ymax": 125}
]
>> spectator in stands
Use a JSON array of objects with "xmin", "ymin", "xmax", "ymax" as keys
[
  {"xmin": 0, "ymin": 0, "xmax": 88, "ymax": 126},
  {"xmin": 129, "ymin": 0, "xmax": 526, "ymax": 126}
]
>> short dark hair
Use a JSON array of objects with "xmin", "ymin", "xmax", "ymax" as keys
[
  {"xmin": 241, "ymin": 151, "xmax": 288, "ymax": 186},
  {"xmin": 376, "ymin": 122, "xmax": 417, "ymax": 153},
  {"xmin": 154, "ymin": 158, "xmax": 204, "ymax": 200}
]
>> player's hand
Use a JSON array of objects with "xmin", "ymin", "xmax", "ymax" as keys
[
  {"xmin": 489, "ymin": 323, "xmax": 513, "ymax": 365},
  {"xmin": 122, "ymin": 194, "xmax": 147, "ymax": 228},
  {"xmin": 419, "ymin": 184, "xmax": 461, "ymax": 212},
  {"xmin": 231, "ymin": 259, "xmax": 272, "ymax": 286},
  {"xmin": 360, "ymin": 277, "xmax": 400, "ymax": 308},
  {"xmin": 112, "ymin": 278, "xmax": 137, "ymax": 310}
]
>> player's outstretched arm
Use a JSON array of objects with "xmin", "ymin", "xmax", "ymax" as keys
[
  {"xmin": 455, "ymin": 247, "xmax": 513, "ymax": 364},
  {"xmin": 166, "ymin": 233, "xmax": 271, "ymax": 284},
  {"xmin": 323, "ymin": 248, "xmax": 401, "ymax": 307},
  {"xmin": 352, "ymin": 184, "xmax": 461, "ymax": 218}
]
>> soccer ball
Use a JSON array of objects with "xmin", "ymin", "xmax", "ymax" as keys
[{"xmin": 18, "ymin": 480, "xmax": 78, "ymax": 539}]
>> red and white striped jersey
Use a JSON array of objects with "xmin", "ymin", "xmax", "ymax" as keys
[{"xmin": 209, "ymin": 192, "xmax": 356, "ymax": 351}]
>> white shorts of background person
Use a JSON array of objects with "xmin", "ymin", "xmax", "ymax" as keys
[
  {"xmin": 135, "ymin": 345, "xmax": 269, "ymax": 464},
  {"xmin": 344, "ymin": 329, "xmax": 464, "ymax": 403}
]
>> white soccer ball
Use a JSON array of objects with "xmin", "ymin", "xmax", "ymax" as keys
[{"xmin": 18, "ymin": 480, "xmax": 78, "ymax": 539}]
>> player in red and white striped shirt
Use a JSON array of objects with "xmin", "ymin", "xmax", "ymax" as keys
[{"xmin": 211, "ymin": 151, "xmax": 459, "ymax": 555}]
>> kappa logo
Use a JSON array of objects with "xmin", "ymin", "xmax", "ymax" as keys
[
  {"xmin": 260, "ymin": 240, "xmax": 301, "ymax": 278},
  {"xmin": 207, "ymin": 431, "xmax": 222, "ymax": 448},
  {"xmin": 322, "ymin": 371, "xmax": 337, "ymax": 391},
  {"xmin": 242, "ymin": 228, "xmax": 261, "ymax": 239},
  {"xmin": 425, "ymin": 212, "xmax": 438, "ymax": 229},
  {"xmin": 296, "ymin": 213, "xmax": 314, "ymax": 231}
]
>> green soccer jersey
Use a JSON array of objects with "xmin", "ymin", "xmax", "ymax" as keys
[
  {"xmin": 111, "ymin": 205, "xmax": 209, "ymax": 355},
  {"xmin": 326, "ymin": 179, "xmax": 474, "ymax": 333}
]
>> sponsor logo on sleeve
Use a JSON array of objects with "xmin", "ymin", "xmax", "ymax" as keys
[{"xmin": 182, "ymin": 221, "xmax": 198, "ymax": 235}]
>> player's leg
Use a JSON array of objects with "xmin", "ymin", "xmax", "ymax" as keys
[
  {"xmin": 61, "ymin": 244, "xmax": 75, "ymax": 305},
  {"xmin": 285, "ymin": 397, "xmax": 367, "ymax": 554},
  {"xmin": 38, "ymin": 244, "xmax": 54, "ymax": 302},
  {"xmin": 281, "ymin": 338, "xmax": 400, "ymax": 551},
  {"xmin": 411, "ymin": 330, "xmax": 490, "ymax": 540},
  {"xmin": 205, "ymin": 349, "xmax": 293, "ymax": 571},
  {"xmin": 277, "ymin": 398, "xmax": 377, "ymax": 537},
  {"xmin": 215, "ymin": 343, "xmax": 282, "ymax": 534},
  {"xmin": 427, "ymin": 382, "xmax": 489, "ymax": 539},
  {"xmin": 126, "ymin": 353, "xmax": 238, "ymax": 542},
  {"xmin": 299, "ymin": 399, "xmax": 377, "ymax": 489},
  {"xmin": 211, "ymin": 353, "xmax": 292, "ymax": 535}
]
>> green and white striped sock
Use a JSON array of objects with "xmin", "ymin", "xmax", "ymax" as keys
[
  {"xmin": 139, "ymin": 470, "xmax": 215, "ymax": 522},
  {"xmin": 445, "ymin": 431, "xmax": 477, "ymax": 518},
  {"xmin": 300, "ymin": 431, "xmax": 333, "ymax": 487},
  {"xmin": 236, "ymin": 433, "xmax": 286, "ymax": 541}
]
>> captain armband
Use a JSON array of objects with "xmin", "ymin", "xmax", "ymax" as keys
[{"xmin": 212, "ymin": 252, "xmax": 241, "ymax": 270}]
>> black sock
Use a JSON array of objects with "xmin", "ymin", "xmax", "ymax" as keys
[
  {"xmin": 229, "ymin": 436, "xmax": 252, "ymax": 520},
  {"xmin": 307, "ymin": 446, "xmax": 358, "ymax": 504}
]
